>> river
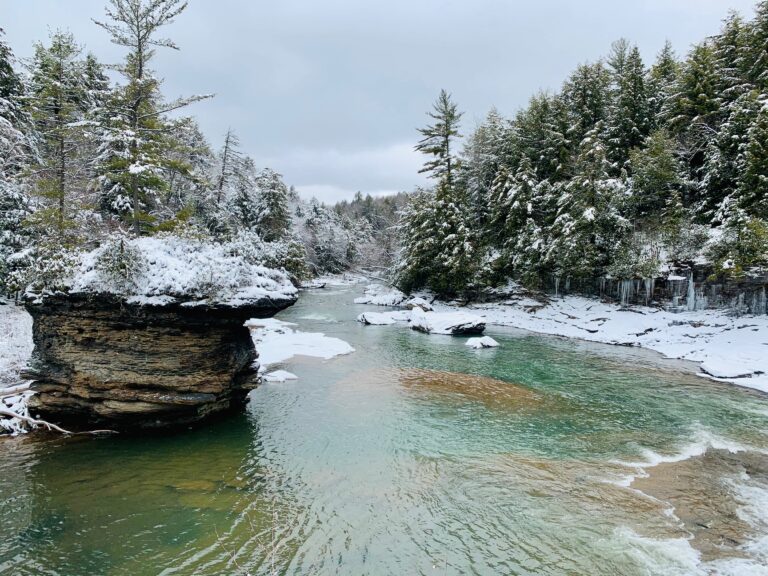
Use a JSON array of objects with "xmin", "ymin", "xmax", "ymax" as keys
[{"xmin": 1, "ymin": 284, "xmax": 768, "ymax": 575}]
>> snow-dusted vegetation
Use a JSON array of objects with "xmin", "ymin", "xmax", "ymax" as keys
[
  {"xmin": 61, "ymin": 235, "xmax": 298, "ymax": 307},
  {"xmin": 0, "ymin": 303, "xmax": 33, "ymax": 435},
  {"xmin": 394, "ymin": 11, "xmax": 768, "ymax": 303}
]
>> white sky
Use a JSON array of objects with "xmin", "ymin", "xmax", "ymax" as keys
[{"xmin": 2, "ymin": 0, "xmax": 759, "ymax": 203}]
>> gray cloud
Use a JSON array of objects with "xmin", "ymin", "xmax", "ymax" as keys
[{"xmin": 3, "ymin": 0, "xmax": 758, "ymax": 203}]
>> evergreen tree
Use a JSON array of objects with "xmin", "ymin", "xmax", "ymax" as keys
[
  {"xmin": 562, "ymin": 62, "xmax": 612, "ymax": 144},
  {"xmin": 544, "ymin": 126, "xmax": 628, "ymax": 280},
  {"xmin": 513, "ymin": 92, "xmax": 571, "ymax": 181},
  {"xmin": 628, "ymin": 129, "xmax": 684, "ymax": 220},
  {"xmin": 743, "ymin": 0, "xmax": 768, "ymax": 91},
  {"xmin": 253, "ymin": 168, "xmax": 290, "ymax": 242},
  {"xmin": 702, "ymin": 91, "xmax": 760, "ymax": 222},
  {"xmin": 415, "ymin": 89, "xmax": 463, "ymax": 188},
  {"xmin": 25, "ymin": 31, "xmax": 91, "ymax": 241},
  {"xmin": 93, "ymin": 0, "xmax": 210, "ymax": 235},
  {"xmin": 650, "ymin": 40, "xmax": 680, "ymax": 125},
  {"xmin": 605, "ymin": 45, "xmax": 651, "ymax": 171},
  {"xmin": 462, "ymin": 107, "xmax": 507, "ymax": 230},
  {"xmin": 737, "ymin": 96, "xmax": 768, "ymax": 219}
]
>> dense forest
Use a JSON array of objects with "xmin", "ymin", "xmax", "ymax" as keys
[
  {"xmin": 396, "ymin": 2, "xmax": 768, "ymax": 296},
  {"xmin": 0, "ymin": 0, "xmax": 396, "ymax": 297}
]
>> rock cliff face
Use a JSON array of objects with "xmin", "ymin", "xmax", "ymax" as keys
[{"xmin": 22, "ymin": 294, "xmax": 296, "ymax": 430}]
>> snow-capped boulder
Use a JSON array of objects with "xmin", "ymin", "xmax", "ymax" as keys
[
  {"xmin": 410, "ymin": 309, "xmax": 486, "ymax": 335},
  {"xmin": 405, "ymin": 297, "xmax": 433, "ymax": 311},
  {"xmin": 465, "ymin": 336, "xmax": 500, "ymax": 349},
  {"xmin": 357, "ymin": 310, "xmax": 411, "ymax": 325},
  {"xmin": 354, "ymin": 284, "xmax": 406, "ymax": 306},
  {"xmin": 357, "ymin": 311, "xmax": 397, "ymax": 325}
]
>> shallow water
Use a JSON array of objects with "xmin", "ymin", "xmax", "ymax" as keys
[{"xmin": 2, "ymin": 286, "xmax": 768, "ymax": 575}]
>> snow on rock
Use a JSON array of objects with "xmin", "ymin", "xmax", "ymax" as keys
[
  {"xmin": 0, "ymin": 303, "xmax": 34, "ymax": 435},
  {"xmin": 354, "ymin": 284, "xmax": 406, "ymax": 306},
  {"xmin": 357, "ymin": 310, "xmax": 411, "ymax": 325},
  {"xmin": 428, "ymin": 296, "xmax": 768, "ymax": 394},
  {"xmin": 263, "ymin": 370, "xmax": 298, "ymax": 383},
  {"xmin": 466, "ymin": 336, "xmax": 500, "ymax": 349},
  {"xmin": 405, "ymin": 297, "xmax": 433, "ymax": 311},
  {"xmin": 51, "ymin": 235, "xmax": 298, "ymax": 308},
  {"xmin": 248, "ymin": 317, "xmax": 355, "ymax": 367},
  {"xmin": 410, "ymin": 309, "xmax": 486, "ymax": 336}
]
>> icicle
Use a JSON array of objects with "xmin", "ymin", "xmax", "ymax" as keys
[
  {"xmin": 644, "ymin": 278, "xmax": 653, "ymax": 305},
  {"xmin": 686, "ymin": 272, "xmax": 696, "ymax": 312}
]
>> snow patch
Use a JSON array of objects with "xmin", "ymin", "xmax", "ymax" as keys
[
  {"xmin": 354, "ymin": 283, "xmax": 405, "ymax": 306},
  {"xmin": 263, "ymin": 370, "xmax": 298, "ymax": 383},
  {"xmin": 249, "ymin": 317, "xmax": 354, "ymax": 367}
]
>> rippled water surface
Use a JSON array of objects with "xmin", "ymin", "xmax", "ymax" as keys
[{"xmin": 2, "ymin": 286, "xmax": 768, "ymax": 575}]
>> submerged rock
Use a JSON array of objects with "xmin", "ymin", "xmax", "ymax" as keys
[{"xmin": 22, "ymin": 293, "xmax": 296, "ymax": 431}]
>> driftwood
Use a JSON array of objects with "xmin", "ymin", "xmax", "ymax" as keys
[{"xmin": 0, "ymin": 408, "xmax": 117, "ymax": 436}]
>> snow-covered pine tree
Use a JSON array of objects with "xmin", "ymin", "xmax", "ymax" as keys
[
  {"xmin": 24, "ymin": 31, "xmax": 92, "ymax": 243},
  {"xmin": 605, "ymin": 45, "xmax": 652, "ymax": 172},
  {"xmin": 737, "ymin": 96, "xmax": 768, "ymax": 220},
  {"xmin": 404, "ymin": 90, "xmax": 476, "ymax": 295},
  {"xmin": 742, "ymin": 0, "xmax": 768, "ymax": 92},
  {"xmin": 415, "ymin": 89, "xmax": 463, "ymax": 188},
  {"xmin": 0, "ymin": 29, "xmax": 32, "ymax": 294},
  {"xmin": 562, "ymin": 62, "xmax": 612, "ymax": 146},
  {"xmin": 701, "ymin": 91, "xmax": 760, "ymax": 223},
  {"xmin": 512, "ymin": 92, "xmax": 571, "ymax": 182},
  {"xmin": 253, "ymin": 168, "xmax": 290, "ymax": 242},
  {"xmin": 395, "ymin": 187, "xmax": 441, "ymax": 293},
  {"xmin": 93, "ymin": 0, "xmax": 211, "ymax": 235},
  {"xmin": 650, "ymin": 41, "xmax": 680, "ymax": 126},
  {"xmin": 461, "ymin": 107, "xmax": 508, "ymax": 231},
  {"xmin": 544, "ymin": 125, "xmax": 629, "ymax": 282},
  {"xmin": 628, "ymin": 129, "xmax": 685, "ymax": 221}
]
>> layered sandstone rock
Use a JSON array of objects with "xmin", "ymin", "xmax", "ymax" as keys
[{"xmin": 22, "ymin": 294, "xmax": 295, "ymax": 430}]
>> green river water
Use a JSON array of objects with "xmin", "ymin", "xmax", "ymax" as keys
[{"xmin": 2, "ymin": 285, "xmax": 768, "ymax": 575}]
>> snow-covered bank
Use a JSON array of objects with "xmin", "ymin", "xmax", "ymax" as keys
[
  {"xmin": 354, "ymin": 284, "xmax": 768, "ymax": 394},
  {"xmin": 429, "ymin": 296, "xmax": 768, "ymax": 393},
  {"xmin": 246, "ymin": 318, "xmax": 355, "ymax": 381},
  {"xmin": 0, "ymin": 303, "xmax": 34, "ymax": 435}
]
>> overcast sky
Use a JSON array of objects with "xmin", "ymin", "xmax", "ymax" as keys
[{"xmin": 2, "ymin": 0, "xmax": 759, "ymax": 203}]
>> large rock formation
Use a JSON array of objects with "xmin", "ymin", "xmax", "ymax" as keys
[{"xmin": 22, "ymin": 294, "xmax": 295, "ymax": 430}]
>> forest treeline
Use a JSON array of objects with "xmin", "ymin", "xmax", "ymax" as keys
[{"xmin": 396, "ymin": 2, "xmax": 768, "ymax": 296}]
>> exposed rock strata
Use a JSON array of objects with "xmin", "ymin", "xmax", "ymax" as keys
[{"xmin": 22, "ymin": 294, "xmax": 295, "ymax": 430}]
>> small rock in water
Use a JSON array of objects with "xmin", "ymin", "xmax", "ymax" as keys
[{"xmin": 466, "ymin": 336, "xmax": 499, "ymax": 349}]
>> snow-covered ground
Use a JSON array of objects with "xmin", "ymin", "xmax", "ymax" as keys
[
  {"xmin": 246, "ymin": 317, "xmax": 355, "ymax": 383},
  {"xmin": 355, "ymin": 284, "xmax": 768, "ymax": 394},
  {"xmin": 0, "ymin": 303, "xmax": 34, "ymax": 435}
]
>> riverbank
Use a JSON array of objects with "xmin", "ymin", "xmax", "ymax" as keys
[{"xmin": 353, "ymin": 282, "xmax": 768, "ymax": 394}]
